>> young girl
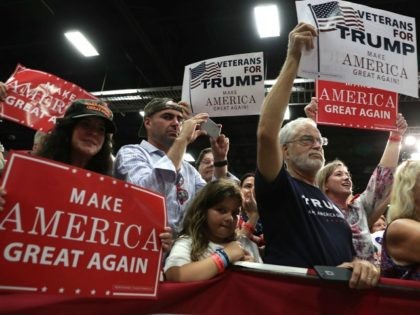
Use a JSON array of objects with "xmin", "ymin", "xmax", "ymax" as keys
[{"xmin": 164, "ymin": 178, "xmax": 262, "ymax": 282}]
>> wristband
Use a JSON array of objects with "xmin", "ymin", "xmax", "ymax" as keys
[
  {"xmin": 389, "ymin": 135, "xmax": 402, "ymax": 142},
  {"xmin": 211, "ymin": 253, "xmax": 225, "ymax": 273},
  {"xmin": 216, "ymin": 248, "xmax": 230, "ymax": 266},
  {"xmin": 243, "ymin": 222, "xmax": 256, "ymax": 234},
  {"xmin": 213, "ymin": 160, "xmax": 228, "ymax": 167}
]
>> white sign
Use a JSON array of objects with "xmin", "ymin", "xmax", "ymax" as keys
[
  {"xmin": 181, "ymin": 52, "xmax": 265, "ymax": 116},
  {"xmin": 296, "ymin": 0, "xmax": 418, "ymax": 98}
]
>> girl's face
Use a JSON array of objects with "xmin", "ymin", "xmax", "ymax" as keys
[
  {"xmin": 206, "ymin": 196, "xmax": 240, "ymax": 243},
  {"xmin": 325, "ymin": 165, "xmax": 353, "ymax": 197},
  {"xmin": 72, "ymin": 117, "xmax": 106, "ymax": 159}
]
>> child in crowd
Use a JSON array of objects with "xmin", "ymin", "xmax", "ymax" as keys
[{"xmin": 164, "ymin": 178, "xmax": 262, "ymax": 282}]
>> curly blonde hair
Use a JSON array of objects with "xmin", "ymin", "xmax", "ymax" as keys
[{"xmin": 388, "ymin": 160, "xmax": 420, "ymax": 223}]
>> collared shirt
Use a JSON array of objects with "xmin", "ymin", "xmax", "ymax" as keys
[{"xmin": 113, "ymin": 140, "xmax": 206, "ymax": 233}]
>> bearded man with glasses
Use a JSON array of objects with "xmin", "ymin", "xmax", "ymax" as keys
[{"xmin": 255, "ymin": 22, "xmax": 379, "ymax": 289}]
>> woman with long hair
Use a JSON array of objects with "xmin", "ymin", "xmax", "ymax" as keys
[{"xmin": 37, "ymin": 99, "xmax": 115, "ymax": 175}]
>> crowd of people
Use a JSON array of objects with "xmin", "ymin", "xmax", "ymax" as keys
[{"xmin": 0, "ymin": 21, "xmax": 419, "ymax": 288}]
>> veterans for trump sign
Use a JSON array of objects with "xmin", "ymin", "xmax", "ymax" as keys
[
  {"xmin": 296, "ymin": 0, "xmax": 418, "ymax": 98},
  {"xmin": 0, "ymin": 152, "xmax": 166, "ymax": 298},
  {"xmin": 181, "ymin": 52, "xmax": 265, "ymax": 116},
  {"xmin": 316, "ymin": 79, "xmax": 398, "ymax": 131},
  {"xmin": 0, "ymin": 64, "xmax": 97, "ymax": 131}
]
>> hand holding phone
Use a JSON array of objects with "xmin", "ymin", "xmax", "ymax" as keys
[{"xmin": 201, "ymin": 118, "xmax": 221, "ymax": 138}]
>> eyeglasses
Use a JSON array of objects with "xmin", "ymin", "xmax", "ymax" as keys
[
  {"xmin": 285, "ymin": 135, "xmax": 328, "ymax": 147},
  {"xmin": 175, "ymin": 173, "xmax": 189, "ymax": 205}
]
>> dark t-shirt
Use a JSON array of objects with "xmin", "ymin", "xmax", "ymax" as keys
[{"xmin": 255, "ymin": 167, "xmax": 355, "ymax": 268}]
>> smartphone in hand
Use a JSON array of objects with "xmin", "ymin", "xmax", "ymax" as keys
[{"xmin": 201, "ymin": 118, "xmax": 221, "ymax": 138}]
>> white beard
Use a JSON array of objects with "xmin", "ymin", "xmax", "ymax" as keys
[{"xmin": 291, "ymin": 152, "xmax": 325, "ymax": 173}]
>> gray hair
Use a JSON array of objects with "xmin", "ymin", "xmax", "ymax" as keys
[{"xmin": 279, "ymin": 117, "xmax": 317, "ymax": 144}]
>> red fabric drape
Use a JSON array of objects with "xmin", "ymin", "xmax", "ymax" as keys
[{"xmin": 1, "ymin": 269, "xmax": 419, "ymax": 315}]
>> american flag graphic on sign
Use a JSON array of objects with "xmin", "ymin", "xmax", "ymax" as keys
[
  {"xmin": 190, "ymin": 61, "xmax": 222, "ymax": 89},
  {"xmin": 312, "ymin": 1, "xmax": 365, "ymax": 32}
]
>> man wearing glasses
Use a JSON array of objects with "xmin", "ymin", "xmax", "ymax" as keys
[
  {"xmin": 255, "ymin": 22, "xmax": 379, "ymax": 289},
  {"xmin": 114, "ymin": 98, "xmax": 230, "ymax": 234}
]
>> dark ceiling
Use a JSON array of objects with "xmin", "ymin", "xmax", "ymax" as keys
[{"xmin": 0, "ymin": 0, "xmax": 419, "ymax": 191}]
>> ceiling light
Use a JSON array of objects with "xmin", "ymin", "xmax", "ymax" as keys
[
  {"xmin": 92, "ymin": 89, "xmax": 139, "ymax": 96},
  {"xmin": 254, "ymin": 4, "xmax": 280, "ymax": 38},
  {"xmin": 64, "ymin": 31, "xmax": 99, "ymax": 57}
]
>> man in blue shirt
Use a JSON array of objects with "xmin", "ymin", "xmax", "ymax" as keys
[{"xmin": 114, "ymin": 98, "xmax": 230, "ymax": 233}]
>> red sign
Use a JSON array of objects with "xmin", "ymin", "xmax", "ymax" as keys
[
  {"xmin": 0, "ymin": 152, "xmax": 166, "ymax": 298},
  {"xmin": 316, "ymin": 80, "xmax": 398, "ymax": 131},
  {"xmin": 0, "ymin": 64, "xmax": 97, "ymax": 131}
]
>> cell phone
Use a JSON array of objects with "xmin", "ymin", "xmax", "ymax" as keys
[
  {"xmin": 314, "ymin": 265, "xmax": 352, "ymax": 282},
  {"xmin": 201, "ymin": 118, "xmax": 221, "ymax": 138}
]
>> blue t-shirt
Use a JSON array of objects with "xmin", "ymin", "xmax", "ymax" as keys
[{"xmin": 255, "ymin": 167, "xmax": 355, "ymax": 268}]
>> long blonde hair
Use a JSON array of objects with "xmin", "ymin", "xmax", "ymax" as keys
[{"xmin": 388, "ymin": 160, "xmax": 420, "ymax": 222}]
